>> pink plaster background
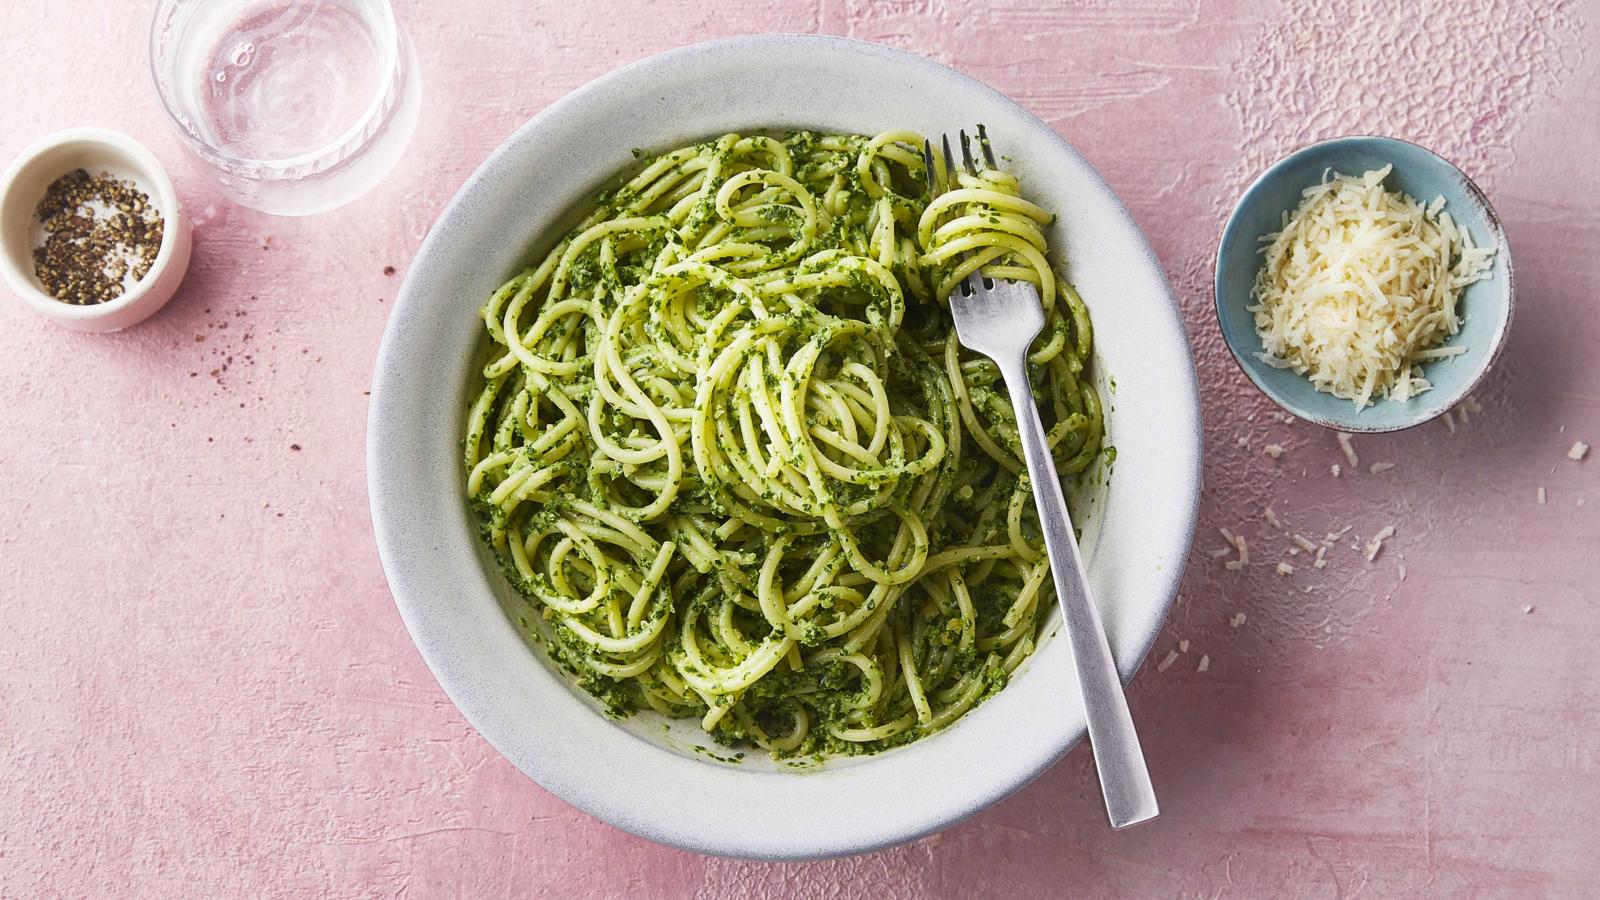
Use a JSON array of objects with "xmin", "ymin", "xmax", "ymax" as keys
[{"xmin": 3, "ymin": 1, "xmax": 1598, "ymax": 896}]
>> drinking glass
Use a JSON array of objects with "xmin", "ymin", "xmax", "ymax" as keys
[{"xmin": 149, "ymin": 0, "xmax": 422, "ymax": 216}]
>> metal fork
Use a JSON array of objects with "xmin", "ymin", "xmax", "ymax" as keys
[{"xmin": 926, "ymin": 128, "xmax": 1159, "ymax": 830}]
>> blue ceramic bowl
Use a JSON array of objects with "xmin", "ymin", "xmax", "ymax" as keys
[{"xmin": 1214, "ymin": 136, "xmax": 1514, "ymax": 433}]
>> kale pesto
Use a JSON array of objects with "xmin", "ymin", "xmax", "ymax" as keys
[{"xmin": 464, "ymin": 131, "xmax": 1105, "ymax": 759}]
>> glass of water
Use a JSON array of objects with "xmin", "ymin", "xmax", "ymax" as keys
[{"xmin": 149, "ymin": 0, "xmax": 421, "ymax": 216}]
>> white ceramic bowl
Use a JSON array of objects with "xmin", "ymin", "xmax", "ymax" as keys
[
  {"xmin": 369, "ymin": 35, "xmax": 1201, "ymax": 860},
  {"xmin": 0, "ymin": 128, "xmax": 191, "ymax": 332}
]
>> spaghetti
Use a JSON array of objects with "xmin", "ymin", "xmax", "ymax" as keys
[{"xmin": 464, "ymin": 130, "xmax": 1103, "ymax": 758}]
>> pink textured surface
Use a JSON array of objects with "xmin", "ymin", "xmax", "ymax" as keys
[{"xmin": 2, "ymin": 0, "xmax": 1597, "ymax": 895}]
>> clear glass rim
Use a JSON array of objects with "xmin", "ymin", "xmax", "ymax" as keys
[{"xmin": 147, "ymin": 0, "xmax": 402, "ymax": 173}]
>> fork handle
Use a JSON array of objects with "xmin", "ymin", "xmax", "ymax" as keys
[{"xmin": 996, "ymin": 356, "xmax": 1159, "ymax": 829}]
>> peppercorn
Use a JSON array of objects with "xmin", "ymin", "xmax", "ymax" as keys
[{"xmin": 31, "ymin": 169, "xmax": 165, "ymax": 305}]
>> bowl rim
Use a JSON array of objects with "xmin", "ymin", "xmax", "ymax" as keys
[
  {"xmin": 0, "ymin": 127, "xmax": 189, "ymax": 327},
  {"xmin": 1212, "ymin": 134, "xmax": 1516, "ymax": 434},
  {"xmin": 368, "ymin": 32, "xmax": 1202, "ymax": 859}
]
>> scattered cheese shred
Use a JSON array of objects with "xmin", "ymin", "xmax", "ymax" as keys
[
  {"xmin": 1443, "ymin": 411, "xmax": 1457, "ymax": 435},
  {"xmin": 1275, "ymin": 562, "xmax": 1295, "ymax": 576},
  {"xmin": 1249, "ymin": 165, "xmax": 1495, "ymax": 409},
  {"xmin": 1364, "ymin": 525, "xmax": 1396, "ymax": 562},
  {"xmin": 1156, "ymin": 650, "xmax": 1180, "ymax": 673},
  {"xmin": 1223, "ymin": 532, "xmax": 1250, "ymax": 570},
  {"xmin": 1570, "ymin": 441, "xmax": 1590, "ymax": 461},
  {"xmin": 1230, "ymin": 612, "xmax": 1247, "ymax": 628},
  {"xmin": 1336, "ymin": 432, "xmax": 1359, "ymax": 467},
  {"xmin": 1264, "ymin": 507, "xmax": 1282, "ymax": 529},
  {"xmin": 1313, "ymin": 546, "xmax": 1328, "ymax": 569},
  {"xmin": 1331, "ymin": 463, "xmax": 1342, "ymax": 478},
  {"xmin": 1178, "ymin": 639, "xmax": 1190, "ymax": 653},
  {"xmin": 1537, "ymin": 486, "xmax": 1547, "ymax": 505},
  {"xmin": 1369, "ymin": 462, "xmax": 1395, "ymax": 474},
  {"xmin": 1293, "ymin": 534, "xmax": 1318, "ymax": 552},
  {"xmin": 1197, "ymin": 655, "xmax": 1211, "ymax": 673},
  {"xmin": 1264, "ymin": 443, "xmax": 1286, "ymax": 459}
]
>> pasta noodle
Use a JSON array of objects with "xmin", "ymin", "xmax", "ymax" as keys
[{"xmin": 463, "ymin": 130, "xmax": 1104, "ymax": 758}]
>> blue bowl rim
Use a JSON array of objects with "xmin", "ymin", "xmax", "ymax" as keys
[{"xmin": 1212, "ymin": 134, "xmax": 1516, "ymax": 434}]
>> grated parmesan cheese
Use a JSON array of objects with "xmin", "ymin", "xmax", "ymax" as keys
[
  {"xmin": 1293, "ymin": 534, "xmax": 1318, "ymax": 552},
  {"xmin": 1249, "ymin": 165, "xmax": 1495, "ymax": 409},
  {"xmin": 1369, "ymin": 462, "xmax": 1395, "ymax": 475},
  {"xmin": 1537, "ymin": 486, "xmax": 1547, "ymax": 505},
  {"xmin": 1264, "ymin": 443, "xmax": 1286, "ymax": 459},
  {"xmin": 1264, "ymin": 506, "xmax": 1282, "ymax": 529},
  {"xmin": 1197, "ymin": 655, "xmax": 1211, "ymax": 673},
  {"xmin": 1365, "ymin": 525, "xmax": 1395, "ymax": 561},
  {"xmin": 1336, "ymin": 432, "xmax": 1359, "ymax": 467},
  {"xmin": 1570, "ymin": 441, "xmax": 1590, "ymax": 461},
  {"xmin": 1157, "ymin": 650, "xmax": 1180, "ymax": 673},
  {"xmin": 1230, "ymin": 612, "xmax": 1247, "ymax": 628},
  {"xmin": 1275, "ymin": 562, "xmax": 1295, "ymax": 576},
  {"xmin": 1222, "ymin": 530, "xmax": 1250, "ymax": 570},
  {"xmin": 1331, "ymin": 463, "xmax": 1342, "ymax": 478}
]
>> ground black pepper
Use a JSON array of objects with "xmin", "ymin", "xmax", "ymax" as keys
[{"xmin": 32, "ymin": 169, "xmax": 165, "ymax": 305}]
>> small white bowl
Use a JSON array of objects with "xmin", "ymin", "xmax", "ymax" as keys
[{"xmin": 0, "ymin": 127, "xmax": 192, "ymax": 332}]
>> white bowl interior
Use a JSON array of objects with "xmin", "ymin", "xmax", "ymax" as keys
[{"xmin": 369, "ymin": 35, "xmax": 1201, "ymax": 859}]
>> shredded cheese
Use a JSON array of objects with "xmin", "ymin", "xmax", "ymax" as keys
[
  {"xmin": 1570, "ymin": 441, "xmax": 1590, "ymax": 461},
  {"xmin": 1336, "ymin": 432, "xmax": 1359, "ymax": 467},
  {"xmin": 1275, "ymin": 562, "xmax": 1295, "ymax": 576},
  {"xmin": 1365, "ymin": 524, "xmax": 1396, "ymax": 561},
  {"xmin": 1197, "ymin": 655, "xmax": 1211, "ymax": 673},
  {"xmin": 1369, "ymin": 462, "xmax": 1395, "ymax": 475},
  {"xmin": 1156, "ymin": 650, "xmax": 1180, "ymax": 673},
  {"xmin": 1222, "ymin": 529, "xmax": 1250, "ymax": 570},
  {"xmin": 1250, "ymin": 165, "xmax": 1495, "ymax": 409}
]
